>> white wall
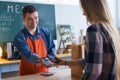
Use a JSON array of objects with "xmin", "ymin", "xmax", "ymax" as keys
[
  {"xmin": 55, "ymin": 4, "xmax": 87, "ymax": 48},
  {"xmin": 116, "ymin": 0, "xmax": 120, "ymax": 28},
  {"xmin": 107, "ymin": 0, "xmax": 117, "ymax": 27}
]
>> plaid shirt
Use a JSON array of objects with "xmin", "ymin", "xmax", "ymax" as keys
[{"xmin": 79, "ymin": 24, "xmax": 116, "ymax": 80}]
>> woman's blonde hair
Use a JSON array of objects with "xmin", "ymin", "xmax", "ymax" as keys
[{"xmin": 80, "ymin": 0, "xmax": 120, "ymax": 79}]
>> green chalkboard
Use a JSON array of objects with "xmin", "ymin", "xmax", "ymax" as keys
[{"xmin": 0, "ymin": 1, "xmax": 56, "ymax": 47}]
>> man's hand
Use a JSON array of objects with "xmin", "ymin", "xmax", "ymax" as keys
[
  {"xmin": 42, "ymin": 58, "xmax": 54, "ymax": 67},
  {"xmin": 36, "ymin": 57, "xmax": 42, "ymax": 63},
  {"xmin": 53, "ymin": 57, "xmax": 65, "ymax": 65}
]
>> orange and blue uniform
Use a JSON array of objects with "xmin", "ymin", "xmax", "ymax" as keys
[{"xmin": 14, "ymin": 26, "xmax": 56, "ymax": 75}]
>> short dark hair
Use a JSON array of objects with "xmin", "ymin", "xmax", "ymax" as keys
[{"xmin": 22, "ymin": 5, "xmax": 38, "ymax": 18}]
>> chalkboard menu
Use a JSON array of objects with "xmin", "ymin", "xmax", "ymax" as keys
[{"xmin": 0, "ymin": 1, "xmax": 56, "ymax": 47}]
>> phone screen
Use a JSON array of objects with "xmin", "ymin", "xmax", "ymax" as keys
[
  {"xmin": 40, "ymin": 72, "xmax": 54, "ymax": 76},
  {"xmin": 42, "ymin": 58, "xmax": 53, "ymax": 66}
]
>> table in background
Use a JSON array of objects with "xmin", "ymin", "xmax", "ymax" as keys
[{"xmin": 0, "ymin": 58, "xmax": 20, "ymax": 79}]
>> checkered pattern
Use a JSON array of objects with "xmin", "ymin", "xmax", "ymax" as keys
[{"xmin": 79, "ymin": 24, "xmax": 116, "ymax": 80}]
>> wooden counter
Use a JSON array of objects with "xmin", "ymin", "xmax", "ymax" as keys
[
  {"xmin": 2, "ymin": 69, "xmax": 80, "ymax": 80},
  {"xmin": 0, "ymin": 44, "xmax": 84, "ymax": 80},
  {"xmin": 0, "ymin": 58, "xmax": 20, "ymax": 65},
  {"xmin": 0, "ymin": 58, "xmax": 20, "ymax": 79},
  {"xmin": 0, "ymin": 53, "xmax": 71, "ymax": 79}
]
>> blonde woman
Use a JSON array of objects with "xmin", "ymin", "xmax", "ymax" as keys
[{"xmin": 55, "ymin": 0, "xmax": 120, "ymax": 80}]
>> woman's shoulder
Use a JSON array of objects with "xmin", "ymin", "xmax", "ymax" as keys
[
  {"xmin": 87, "ymin": 24, "xmax": 97, "ymax": 32},
  {"xmin": 87, "ymin": 24, "xmax": 102, "ymax": 32}
]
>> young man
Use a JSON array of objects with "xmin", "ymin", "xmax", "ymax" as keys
[{"xmin": 14, "ymin": 5, "xmax": 56, "ymax": 75}]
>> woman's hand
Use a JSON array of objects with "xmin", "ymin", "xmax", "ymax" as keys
[{"xmin": 54, "ymin": 57, "xmax": 66, "ymax": 65}]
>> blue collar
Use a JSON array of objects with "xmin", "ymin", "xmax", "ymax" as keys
[
  {"xmin": 23, "ymin": 26, "xmax": 42, "ymax": 36},
  {"xmin": 22, "ymin": 26, "xmax": 41, "ymax": 40}
]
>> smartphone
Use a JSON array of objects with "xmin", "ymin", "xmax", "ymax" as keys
[
  {"xmin": 40, "ymin": 72, "xmax": 54, "ymax": 76},
  {"xmin": 51, "ymin": 57, "xmax": 59, "ymax": 63},
  {"xmin": 42, "ymin": 58, "xmax": 54, "ymax": 66}
]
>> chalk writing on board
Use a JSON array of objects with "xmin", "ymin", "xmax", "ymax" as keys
[
  {"xmin": 0, "ymin": 14, "xmax": 14, "ymax": 21},
  {"xmin": 7, "ymin": 5, "xmax": 23, "ymax": 13},
  {"xmin": 0, "ymin": 27, "xmax": 10, "ymax": 32},
  {"xmin": 0, "ymin": 14, "xmax": 14, "ymax": 32}
]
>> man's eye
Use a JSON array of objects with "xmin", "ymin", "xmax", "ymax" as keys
[{"xmin": 28, "ymin": 18, "xmax": 32, "ymax": 20}]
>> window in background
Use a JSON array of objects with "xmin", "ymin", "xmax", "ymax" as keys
[
  {"xmin": 62, "ymin": 0, "xmax": 79, "ymax": 5},
  {"xmin": 49, "ymin": 0, "xmax": 62, "ymax": 4},
  {"xmin": 107, "ymin": 0, "xmax": 117, "ymax": 27},
  {"xmin": 34, "ymin": 0, "xmax": 79, "ymax": 5},
  {"xmin": 49, "ymin": 0, "xmax": 79, "ymax": 5},
  {"xmin": 34, "ymin": 0, "xmax": 49, "ymax": 3},
  {"xmin": 116, "ymin": 0, "xmax": 120, "ymax": 30}
]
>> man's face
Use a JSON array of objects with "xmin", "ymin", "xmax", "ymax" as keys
[{"xmin": 23, "ymin": 11, "xmax": 38, "ymax": 30}]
